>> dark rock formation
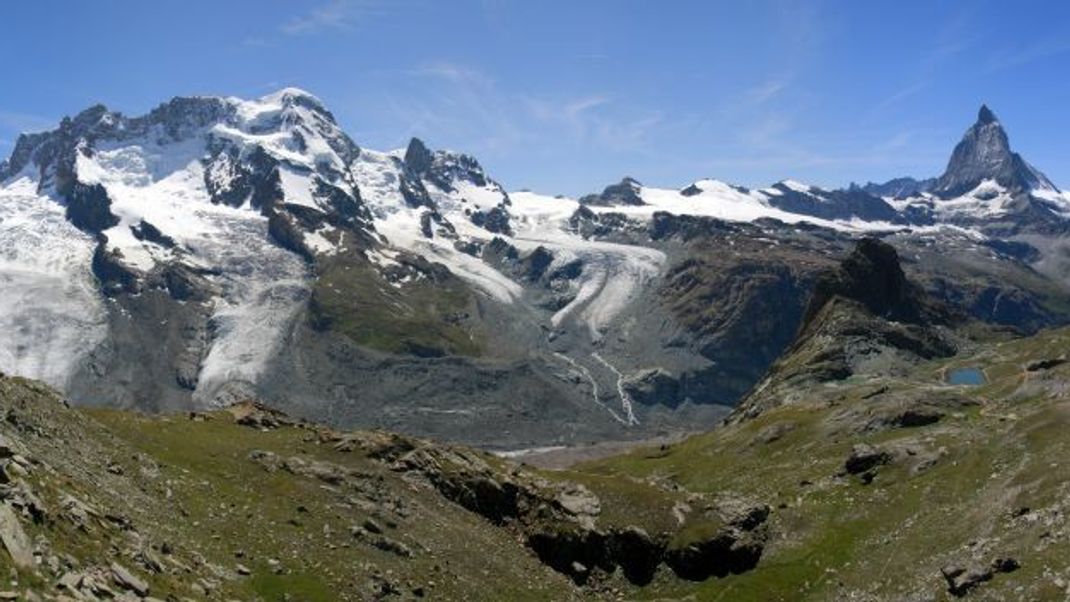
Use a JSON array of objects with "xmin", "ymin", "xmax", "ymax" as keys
[
  {"xmin": 579, "ymin": 177, "xmax": 644, "ymax": 207},
  {"xmin": 802, "ymin": 238, "xmax": 933, "ymax": 327},
  {"xmin": 65, "ymin": 183, "xmax": 119, "ymax": 234},
  {"xmin": 844, "ymin": 443, "xmax": 891, "ymax": 475},
  {"xmin": 622, "ymin": 368, "xmax": 681, "ymax": 407},
  {"xmin": 765, "ymin": 184, "xmax": 900, "ymax": 222},
  {"xmin": 857, "ymin": 177, "xmax": 936, "ymax": 199},
  {"xmin": 941, "ymin": 556, "xmax": 1020, "ymax": 597}
]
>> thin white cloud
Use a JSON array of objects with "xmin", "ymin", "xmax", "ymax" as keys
[
  {"xmin": 737, "ymin": 113, "xmax": 792, "ymax": 149},
  {"xmin": 281, "ymin": 0, "xmax": 380, "ymax": 35},
  {"xmin": 872, "ymin": 82, "xmax": 927, "ymax": 113},
  {"xmin": 987, "ymin": 35, "xmax": 1070, "ymax": 72},
  {"xmin": 389, "ymin": 61, "xmax": 675, "ymax": 159},
  {"xmin": 745, "ymin": 79, "xmax": 789, "ymax": 104},
  {"xmin": 408, "ymin": 62, "xmax": 494, "ymax": 87},
  {"xmin": 868, "ymin": 9, "xmax": 978, "ymax": 117}
]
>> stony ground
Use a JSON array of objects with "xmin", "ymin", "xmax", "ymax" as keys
[{"xmin": 0, "ymin": 375, "xmax": 764, "ymax": 601}]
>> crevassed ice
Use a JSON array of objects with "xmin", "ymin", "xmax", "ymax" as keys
[{"xmin": 0, "ymin": 180, "xmax": 107, "ymax": 388}]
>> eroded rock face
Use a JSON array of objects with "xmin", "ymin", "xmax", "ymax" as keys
[
  {"xmin": 731, "ymin": 237, "xmax": 963, "ymax": 422},
  {"xmin": 665, "ymin": 498, "xmax": 770, "ymax": 581},
  {"xmin": 941, "ymin": 556, "xmax": 1020, "ymax": 597},
  {"xmin": 802, "ymin": 238, "xmax": 929, "ymax": 327},
  {"xmin": 622, "ymin": 368, "xmax": 681, "ymax": 407},
  {"xmin": 386, "ymin": 436, "xmax": 770, "ymax": 585},
  {"xmin": 579, "ymin": 177, "xmax": 645, "ymax": 207},
  {"xmin": 844, "ymin": 443, "xmax": 891, "ymax": 476}
]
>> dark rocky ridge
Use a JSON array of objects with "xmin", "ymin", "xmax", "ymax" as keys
[
  {"xmin": 580, "ymin": 177, "xmax": 645, "ymax": 207},
  {"xmin": 732, "ymin": 237, "xmax": 961, "ymax": 421},
  {"xmin": 801, "ymin": 237, "xmax": 953, "ymax": 329},
  {"xmin": 765, "ymin": 183, "xmax": 901, "ymax": 222}
]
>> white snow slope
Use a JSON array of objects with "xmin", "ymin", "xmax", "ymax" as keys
[{"xmin": 0, "ymin": 174, "xmax": 107, "ymax": 388}]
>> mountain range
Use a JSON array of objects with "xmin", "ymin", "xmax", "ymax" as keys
[
  {"xmin": 3, "ymin": 91, "xmax": 1070, "ymax": 450},
  {"xmin": 4, "ymin": 90, "xmax": 1070, "ymax": 600}
]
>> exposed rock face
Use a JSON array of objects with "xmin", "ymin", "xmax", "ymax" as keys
[
  {"xmin": 390, "ymin": 438, "xmax": 770, "ymax": 586},
  {"xmin": 843, "ymin": 443, "xmax": 891, "ymax": 480},
  {"xmin": 858, "ymin": 177, "xmax": 936, "ymax": 199},
  {"xmin": 665, "ymin": 505, "xmax": 769, "ymax": 581},
  {"xmin": 579, "ymin": 177, "xmax": 645, "ymax": 206},
  {"xmin": 0, "ymin": 503, "xmax": 33, "ymax": 569},
  {"xmin": 802, "ymin": 237, "xmax": 944, "ymax": 328},
  {"xmin": 941, "ymin": 556, "xmax": 1020, "ymax": 597},
  {"xmin": 934, "ymin": 105, "xmax": 1057, "ymax": 198},
  {"xmin": 732, "ymin": 238, "xmax": 960, "ymax": 421},
  {"xmin": 402, "ymin": 136, "xmax": 513, "ymax": 233},
  {"xmin": 765, "ymin": 183, "xmax": 900, "ymax": 222},
  {"xmin": 622, "ymin": 368, "xmax": 681, "ymax": 407},
  {"xmin": 65, "ymin": 183, "xmax": 120, "ymax": 234}
]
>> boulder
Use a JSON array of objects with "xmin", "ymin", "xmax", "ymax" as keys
[
  {"xmin": 941, "ymin": 556, "xmax": 1019, "ymax": 597},
  {"xmin": 622, "ymin": 368, "xmax": 681, "ymax": 407},
  {"xmin": 0, "ymin": 503, "xmax": 32, "ymax": 569},
  {"xmin": 844, "ymin": 443, "xmax": 891, "ymax": 475},
  {"xmin": 110, "ymin": 562, "xmax": 150, "ymax": 596}
]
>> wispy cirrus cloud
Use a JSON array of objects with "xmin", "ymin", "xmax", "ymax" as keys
[
  {"xmin": 744, "ymin": 78, "xmax": 789, "ymax": 105},
  {"xmin": 987, "ymin": 35, "xmax": 1070, "ymax": 72},
  {"xmin": 407, "ymin": 62, "xmax": 494, "ymax": 87},
  {"xmin": 869, "ymin": 8, "xmax": 979, "ymax": 116},
  {"xmin": 872, "ymin": 81, "xmax": 927, "ymax": 113},
  {"xmin": 281, "ymin": 0, "xmax": 382, "ymax": 35},
  {"xmin": 382, "ymin": 61, "xmax": 673, "ymax": 160}
]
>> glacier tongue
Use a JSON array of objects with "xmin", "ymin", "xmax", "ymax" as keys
[
  {"xmin": 192, "ymin": 214, "xmax": 309, "ymax": 405},
  {"xmin": 0, "ymin": 180, "xmax": 107, "ymax": 388}
]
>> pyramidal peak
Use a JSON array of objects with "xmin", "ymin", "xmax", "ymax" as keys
[
  {"xmin": 933, "ymin": 103, "xmax": 1057, "ymax": 198},
  {"xmin": 976, "ymin": 103, "xmax": 998, "ymax": 125}
]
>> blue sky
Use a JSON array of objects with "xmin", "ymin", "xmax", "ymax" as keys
[{"xmin": 2, "ymin": 0, "xmax": 1069, "ymax": 195}]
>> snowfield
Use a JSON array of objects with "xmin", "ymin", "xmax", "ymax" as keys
[{"xmin": 33, "ymin": 111, "xmax": 315, "ymax": 403}]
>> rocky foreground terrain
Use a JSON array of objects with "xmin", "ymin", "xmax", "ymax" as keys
[{"xmin": 1, "ymin": 240, "xmax": 1070, "ymax": 600}]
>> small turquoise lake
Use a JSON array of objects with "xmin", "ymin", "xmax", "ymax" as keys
[{"xmin": 947, "ymin": 367, "xmax": 986, "ymax": 386}]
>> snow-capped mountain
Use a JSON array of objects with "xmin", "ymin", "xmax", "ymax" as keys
[
  {"xmin": 2, "ymin": 89, "xmax": 1069, "ymax": 448},
  {"xmin": 934, "ymin": 105, "xmax": 1057, "ymax": 198},
  {"xmin": 861, "ymin": 106, "xmax": 1070, "ymax": 233}
]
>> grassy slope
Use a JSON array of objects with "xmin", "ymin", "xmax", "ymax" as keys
[
  {"xmin": 310, "ymin": 250, "xmax": 483, "ymax": 357},
  {"xmin": 0, "ymin": 378, "xmax": 576, "ymax": 601},
  {"xmin": 576, "ymin": 326, "xmax": 1070, "ymax": 600}
]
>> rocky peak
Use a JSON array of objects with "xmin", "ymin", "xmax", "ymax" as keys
[
  {"xmin": 403, "ymin": 137, "xmax": 434, "ymax": 175},
  {"xmin": 857, "ymin": 177, "xmax": 936, "ymax": 199},
  {"xmin": 801, "ymin": 238, "xmax": 927, "ymax": 327},
  {"xmin": 977, "ymin": 104, "xmax": 997, "ymax": 125},
  {"xmin": 142, "ymin": 96, "xmax": 234, "ymax": 139},
  {"xmin": 400, "ymin": 138, "xmax": 494, "ymax": 195},
  {"xmin": 579, "ymin": 177, "xmax": 645, "ymax": 207},
  {"xmin": 933, "ymin": 105, "xmax": 1057, "ymax": 198}
]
